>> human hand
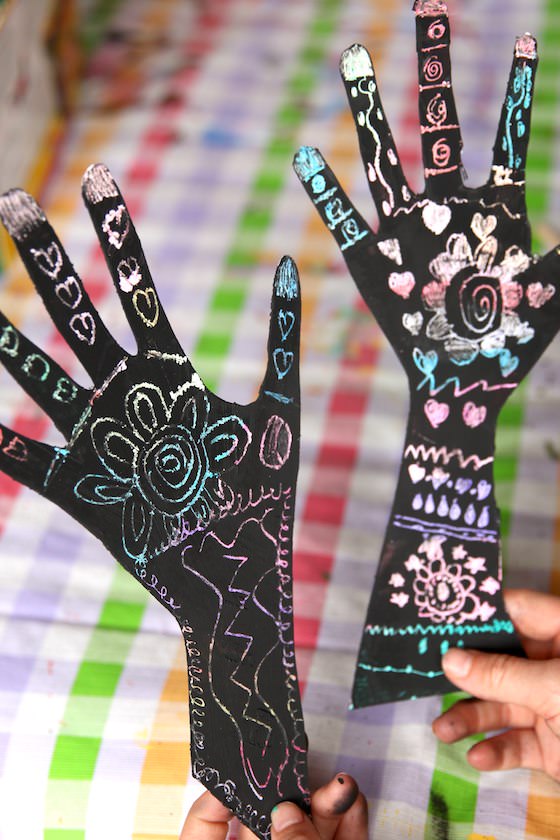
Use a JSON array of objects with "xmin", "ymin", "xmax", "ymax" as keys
[
  {"xmin": 0, "ymin": 165, "xmax": 307, "ymax": 837},
  {"xmin": 180, "ymin": 773, "xmax": 368, "ymax": 840},
  {"xmin": 433, "ymin": 588, "xmax": 560, "ymax": 780},
  {"xmin": 293, "ymin": 0, "xmax": 556, "ymax": 708}
]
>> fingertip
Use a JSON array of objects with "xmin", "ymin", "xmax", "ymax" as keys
[
  {"xmin": 0, "ymin": 188, "xmax": 45, "ymax": 241},
  {"xmin": 274, "ymin": 256, "xmax": 300, "ymax": 301},
  {"xmin": 515, "ymin": 33, "xmax": 537, "ymax": 60},
  {"xmin": 179, "ymin": 791, "xmax": 233, "ymax": 840},
  {"xmin": 339, "ymin": 44, "xmax": 373, "ymax": 81},
  {"xmin": 442, "ymin": 648, "xmax": 473, "ymax": 681},
  {"xmin": 329, "ymin": 772, "xmax": 360, "ymax": 815},
  {"xmin": 292, "ymin": 146, "xmax": 325, "ymax": 183},
  {"xmin": 81, "ymin": 163, "xmax": 119, "ymax": 205},
  {"xmin": 467, "ymin": 740, "xmax": 498, "ymax": 772},
  {"xmin": 271, "ymin": 801, "xmax": 305, "ymax": 833},
  {"xmin": 188, "ymin": 790, "xmax": 233, "ymax": 822},
  {"xmin": 432, "ymin": 713, "xmax": 465, "ymax": 744}
]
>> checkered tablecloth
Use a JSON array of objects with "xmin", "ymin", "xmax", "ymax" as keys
[{"xmin": 1, "ymin": 0, "xmax": 560, "ymax": 838}]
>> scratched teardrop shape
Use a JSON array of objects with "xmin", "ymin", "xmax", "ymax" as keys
[{"xmin": 437, "ymin": 495, "xmax": 449, "ymax": 517}]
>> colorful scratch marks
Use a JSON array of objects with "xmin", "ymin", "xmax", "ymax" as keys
[
  {"xmin": 294, "ymin": 2, "xmax": 559, "ymax": 706},
  {"xmin": 0, "ymin": 167, "xmax": 308, "ymax": 840}
]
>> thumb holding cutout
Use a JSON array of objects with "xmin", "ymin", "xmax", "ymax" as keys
[{"xmin": 442, "ymin": 648, "xmax": 560, "ymax": 734}]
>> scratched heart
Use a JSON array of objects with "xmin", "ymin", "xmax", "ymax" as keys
[
  {"xmin": 424, "ymin": 398, "xmax": 449, "ymax": 428},
  {"xmin": 133, "ymin": 287, "xmax": 159, "ymax": 327},
  {"xmin": 402, "ymin": 311, "xmax": 423, "ymax": 336},
  {"xmin": 278, "ymin": 309, "xmax": 295, "ymax": 341},
  {"xmin": 273, "ymin": 348, "xmax": 294, "ymax": 380},
  {"xmin": 455, "ymin": 478, "xmax": 472, "ymax": 495},
  {"xmin": 1, "ymin": 434, "xmax": 28, "ymax": 461},
  {"xmin": 421, "ymin": 201, "xmax": 451, "ymax": 236},
  {"xmin": 31, "ymin": 243, "xmax": 63, "ymax": 279},
  {"xmin": 69, "ymin": 312, "xmax": 96, "ymax": 346},
  {"xmin": 462, "ymin": 401, "xmax": 487, "ymax": 428},
  {"xmin": 388, "ymin": 271, "xmax": 415, "ymax": 299},
  {"xmin": 408, "ymin": 464, "xmax": 426, "ymax": 483},
  {"xmin": 117, "ymin": 257, "xmax": 142, "ymax": 293},
  {"xmin": 527, "ymin": 281, "xmax": 555, "ymax": 309},
  {"xmin": 471, "ymin": 212, "xmax": 497, "ymax": 241},
  {"xmin": 102, "ymin": 204, "xmax": 130, "ymax": 250},
  {"xmin": 55, "ymin": 276, "xmax": 83, "ymax": 310},
  {"xmin": 0, "ymin": 325, "xmax": 19, "ymax": 358},
  {"xmin": 413, "ymin": 348, "xmax": 439, "ymax": 377}
]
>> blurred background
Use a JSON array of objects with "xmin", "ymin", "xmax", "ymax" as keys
[{"xmin": 0, "ymin": 1, "xmax": 559, "ymax": 838}]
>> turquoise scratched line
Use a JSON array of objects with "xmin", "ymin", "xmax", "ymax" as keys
[{"xmin": 365, "ymin": 619, "xmax": 515, "ymax": 638}]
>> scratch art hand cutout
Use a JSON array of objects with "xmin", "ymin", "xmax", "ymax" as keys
[
  {"xmin": 294, "ymin": 1, "xmax": 560, "ymax": 707},
  {"xmin": 0, "ymin": 165, "xmax": 308, "ymax": 837}
]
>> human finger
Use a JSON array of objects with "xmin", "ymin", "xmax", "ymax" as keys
[
  {"xmin": 414, "ymin": 0, "xmax": 463, "ymax": 198},
  {"xmin": 466, "ymin": 729, "xmax": 545, "ymax": 774},
  {"xmin": 490, "ymin": 35, "xmax": 537, "ymax": 189},
  {"xmin": 179, "ymin": 790, "xmax": 233, "ymax": 840},
  {"xmin": 340, "ymin": 43, "xmax": 412, "ymax": 219},
  {"xmin": 331, "ymin": 788, "xmax": 368, "ymax": 840},
  {"xmin": 309, "ymin": 773, "xmax": 362, "ymax": 840},
  {"xmin": 505, "ymin": 588, "xmax": 560, "ymax": 644},
  {"xmin": 271, "ymin": 802, "xmax": 317, "ymax": 840},
  {"xmin": 442, "ymin": 648, "xmax": 560, "ymax": 733},
  {"xmin": 433, "ymin": 697, "xmax": 536, "ymax": 743}
]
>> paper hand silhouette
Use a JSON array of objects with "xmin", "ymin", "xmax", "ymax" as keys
[
  {"xmin": 294, "ymin": 0, "xmax": 560, "ymax": 706},
  {"xmin": 0, "ymin": 164, "xmax": 308, "ymax": 837}
]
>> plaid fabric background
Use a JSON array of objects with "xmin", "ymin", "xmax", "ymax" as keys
[{"xmin": 0, "ymin": 0, "xmax": 559, "ymax": 838}]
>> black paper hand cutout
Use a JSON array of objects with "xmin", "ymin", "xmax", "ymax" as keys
[
  {"xmin": 0, "ymin": 164, "xmax": 308, "ymax": 838},
  {"xmin": 294, "ymin": 0, "xmax": 560, "ymax": 707}
]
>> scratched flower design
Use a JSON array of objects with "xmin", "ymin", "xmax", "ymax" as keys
[
  {"xmin": 75, "ymin": 382, "xmax": 251, "ymax": 563},
  {"xmin": 412, "ymin": 539, "xmax": 479, "ymax": 624},
  {"xmin": 422, "ymin": 221, "xmax": 535, "ymax": 373}
]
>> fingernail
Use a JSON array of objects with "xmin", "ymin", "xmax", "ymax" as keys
[
  {"xmin": 330, "ymin": 772, "xmax": 359, "ymax": 814},
  {"xmin": 271, "ymin": 802, "xmax": 304, "ymax": 832},
  {"xmin": 432, "ymin": 713, "xmax": 467, "ymax": 742},
  {"xmin": 442, "ymin": 649, "xmax": 472, "ymax": 678}
]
